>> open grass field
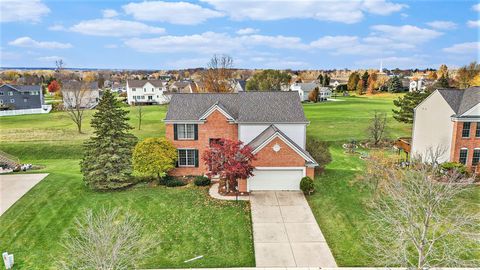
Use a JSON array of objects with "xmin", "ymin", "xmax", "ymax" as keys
[{"xmin": 1, "ymin": 94, "xmax": 478, "ymax": 268}]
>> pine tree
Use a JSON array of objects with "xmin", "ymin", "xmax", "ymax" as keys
[
  {"xmin": 387, "ymin": 76, "xmax": 403, "ymax": 93},
  {"xmin": 81, "ymin": 90, "xmax": 138, "ymax": 190},
  {"xmin": 392, "ymin": 91, "xmax": 430, "ymax": 124},
  {"xmin": 361, "ymin": 71, "xmax": 369, "ymax": 91}
]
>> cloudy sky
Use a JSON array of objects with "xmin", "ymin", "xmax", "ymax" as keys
[{"xmin": 1, "ymin": 0, "xmax": 479, "ymax": 70}]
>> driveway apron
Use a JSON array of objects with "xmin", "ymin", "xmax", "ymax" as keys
[{"xmin": 250, "ymin": 191, "xmax": 337, "ymax": 268}]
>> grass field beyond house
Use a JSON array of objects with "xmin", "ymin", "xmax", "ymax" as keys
[{"xmin": 0, "ymin": 94, "xmax": 478, "ymax": 268}]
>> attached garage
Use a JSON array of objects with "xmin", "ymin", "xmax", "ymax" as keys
[{"xmin": 248, "ymin": 168, "xmax": 304, "ymax": 191}]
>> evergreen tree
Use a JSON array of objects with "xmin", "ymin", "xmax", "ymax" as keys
[
  {"xmin": 81, "ymin": 90, "xmax": 138, "ymax": 190},
  {"xmin": 387, "ymin": 76, "xmax": 403, "ymax": 93},
  {"xmin": 361, "ymin": 71, "xmax": 369, "ymax": 91},
  {"xmin": 323, "ymin": 75, "xmax": 330, "ymax": 87},
  {"xmin": 436, "ymin": 75, "xmax": 450, "ymax": 88},
  {"xmin": 317, "ymin": 74, "xmax": 324, "ymax": 85},
  {"xmin": 392, "ymin": 91, "xmax": 430, "ymax": 124}
]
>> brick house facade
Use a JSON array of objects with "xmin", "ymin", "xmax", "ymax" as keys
[
  {"xmin": 164, "ymin": 92, "xmax": 318, "ymax": 192},
  {"xmin": 411, "ymin": 87, "xmax": 480, "ymax": 172}
]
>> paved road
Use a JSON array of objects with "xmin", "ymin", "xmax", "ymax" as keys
[
  {"xmin": 0, "ymin": 173, "xmax": 48, "ymax": 216},
  {"xmin": 250, "ymin": 191, "xmax": 337, "ymax": 268}
]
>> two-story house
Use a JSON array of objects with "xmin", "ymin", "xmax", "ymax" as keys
[
  {"xmin": 126, "ymin": 80, "xmax": 170, "ymax": 105},
  {"xmin": 0, "ymin": 84, "xmax": 43, "ymax": 110},
  {"xmin": 62, "ymin": 81, "xmax": 100, "ymax": 109},
  {"xmin": 164, "ymin": 91, "xmax": 318, "ymax": 192},
  {"xmin": 411, "ymin": 87, "xmax": 480, "ymax": 172},
  {"xmin": 289, "ymin": 82, "xmax": 319, "ymax": 101}
]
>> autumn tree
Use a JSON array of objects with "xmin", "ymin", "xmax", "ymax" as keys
[
  {"xmin": 201, "ymin": 54, "xmax": 235, "ymax": 92},
  {"xmin": 368, "ymin": 111, "xmax": 387, "ymax": 146},
  {"xmin": 308, "ymin": 87, "xmax": 319, "ymax": 102},
  {"xmin": 62, "ymin": 81, "xmax": 95, "ymax": 133},
  {"xmin": 367, "ymin": 72, "xmax": 377, "ymax": 94},
  {"xmin": 392, "ymin": 91, "xmax": 430, "ymax": 124},
  {"xmin": 132, "ymin": 138, "xmax": 177, "ymax": 182},
  {"xmin": 437, "ymin": 64, "xmax": 449, "ymax": 79},
  {"xmin": 365, "ymin": 165, "xmax": 479, "ymax": 268},
  {"xmin": 202, "ymin": 139, "xmax": 256, "ymax": 193},
  {"xmin": 361, "ymin": 71, "xmax": 369, "ymax": 91},
  {"xmin": 81, "ymin": 90, "xmax": 138, "ymax": 190},
  {"xmin": 455, "ymin": 61, "xmax": 480, "ymax": 89},
  {"xmin": 356, "ymin": 79, "xmax": 365, "ymax": 95},
  {"xmin": 47, "ymin": 80, "xmax": 61, "ymax": 93},
  {"xmin": 245, "ymin": 69, "xmax": 291, "ymax": 91},
  {"xmin": 57, "ymin": 208, "xmax": 153, "ymax": 269},
  {"xmin": 347, "ymin": 72, "xmax": 360, "ymax": 91}
]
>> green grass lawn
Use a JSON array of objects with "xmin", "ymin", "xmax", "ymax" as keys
[{"xmin": 0, "ymin": 94, "xmax": 478, "ymax": 268}]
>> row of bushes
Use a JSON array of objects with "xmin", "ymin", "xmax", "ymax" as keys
[{"xmin": 135, "ymin": 175, "xmax": 212, "ymax": 187}]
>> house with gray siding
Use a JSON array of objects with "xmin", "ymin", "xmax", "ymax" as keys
[{"xmin": 0, "ymin": 84, "xmax": 43, "ymax": 110}]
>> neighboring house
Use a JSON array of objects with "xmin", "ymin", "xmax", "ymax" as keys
[
  {"xmin": 319, "ymin": 87, "xmax": 332, "ymax": 101},
  {"xmin": 409, "ymin": 77, "xmax": 427, "ymax": 92},
  {"xmin": 164, "ymin": 91, "xmax": 318, "ymax": 192},
  {"xmin": 62, "ymin": 81, "xmax": 100, "ymax": 109},
  {"xmin": 111, "ymin": 82, "xmax": 126, "ymax": 93},
  {"xmin": 169, "ymin": 80, "xmax": 196, "ymax": 93},
  {"xmin": 290, "ymin": 82, "xmax": 319, "ymax": 101},
  {"xmin": 231, "ymin": 79, "xmax": 246, "ymax": 92},
  {"xmin": 0, "ymin": 84, "xmax": 43, "ymax": 110},
  {"xmin": 411, "ymin": 87, "xmax": 480, "ymax": 172},
  {"xmin": 126, "ymin": 80, "xmax": 170, "ymax": 105}
]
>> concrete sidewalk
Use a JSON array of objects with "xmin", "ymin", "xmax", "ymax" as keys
[
  {"xmin": 0, "ymin": 173, "xmax": 48, "ymax": 216},
  {"xmin": 250, "ymin": 191, "xmax": 337, "ymax": 268}
]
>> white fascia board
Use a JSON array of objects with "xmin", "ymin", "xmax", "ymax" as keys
[
  {"xmin": 252, "ymin": 132, "xmax": 315, "ymax": 163},
  {"xmin": 199, "ymin": 104, "xmax": 235, "ymax": 121}
]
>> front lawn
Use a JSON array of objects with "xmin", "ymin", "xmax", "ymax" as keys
[{"xmin": 1, "ymin": 94, "xmax": 478, "ymax": 267}]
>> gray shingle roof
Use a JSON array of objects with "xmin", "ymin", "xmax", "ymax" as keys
[
  {"xmin": 127, "ymin": 80, "xmax": 164, "ymax": 88},
  {"xmin": 2, "ymin": 84, "xmax": 41, "ymax": 92},
  {"xmin": 247, "ymin": 125, "xmax": 317, "ymax": 165},
  {"xmin": 295, "ymin": 82, "xmax": 318, "ymax": 92},
  {"xmin": 437, "ymin": 87, "xmax": 480, "ymax": 116},
  {"xmin": 165, "ymin": 91, "xmax": 308, "ymax": 123}
]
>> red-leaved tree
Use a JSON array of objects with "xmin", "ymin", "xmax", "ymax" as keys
[
  {"xmin": 202, "ymin": 138, "xmax": 256, "ymax": 193},
  {"xmin": 48, "ymin": 80, "xmax": 61, "ymax": 93}
]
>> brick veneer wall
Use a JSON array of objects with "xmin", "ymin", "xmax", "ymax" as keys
[
  {"xmin": 166, "ymin": 110, "xmax": 238, "ymax": 176},
  {"xmin": 450, "ymin": 121, "xmax": 480, "ymax": 170}
]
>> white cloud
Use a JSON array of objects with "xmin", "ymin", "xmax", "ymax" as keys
[
  {"xmin": 473, "ymin": 3, "xmax": 480, "ymax": 12},
  {"xmin": 201, "ymin": 0, "xmax": 405, "ymax": 24},
  {"xmin": 36, "ymin": 56, "xmax": 62, "ymax": 62},
  {"xmin": 356, "ymin": 55, "xmax": 428, "ymax": 69},
  {"xmin": 1, "ymin": 0, "xmax": 50, "ymax": 23},
  {"xmin": 467, "ymin": 20, "xmax": 480, "ymax": 28},
  {"xmin": 123, "ymin": 1, "xmax": 223, "ymax": 25},
  {"xmin": 48, "ymin": 24, "xmax": 66, "ymax": 31},
  {"xmin": 236, "ymin": 28, "xmax": 259, "ymax": 35},
  {"xmin": 310, "ymin": 36, "xmax": 358, "ymax": 49},
  {"xmin": 362, "ymin": 0, "xmax": 407, "ymax": 15},
  {"xmin": 242, "ymin": 34, "xmax": 308, "ymax": 49},
  {"xmin": 70, "ymin": 19, "xmax": 165, "ymax": 37},
  {"xmin": 443, "ymin": 42, "xmax": 480, "ymax": 54},
  {"xmin": 371, "ymin": 24, "xmax": 442, "ymax": 44},
  {"xmin": 426, "ymin": 20, "xmax": 457, "ymax": 30},
  {"xmin": 102, "ymin": 9, "xmax": 119, "ymax": 18},
  {"xmin": 9, "ymin": 37, "xmax": 72, "ymax": 49}
]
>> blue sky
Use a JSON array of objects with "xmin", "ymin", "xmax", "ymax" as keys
[{"xmin": 1, "ymin": 0, "xmax": 479, "ymax": 70}]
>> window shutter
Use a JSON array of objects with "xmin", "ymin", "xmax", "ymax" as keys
[
  {"xmin": 194, "ymin": 124, "xmax": 198, "ymax": 140},
  {"xmin": 173, "ymin": 124, "xmax": 178, "ymax": 140},
  {"xmin": 194, "ymin": 149, "xmax": 199, "ymax": 167}
]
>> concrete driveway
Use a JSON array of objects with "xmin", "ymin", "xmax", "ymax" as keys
[
  {"xmin": 0, "ymin": 173, "xmax": 48, "ymax": 216},
  {"xmin": 250, "ymin": 191, "xmax": 337, "ymax": 268}
]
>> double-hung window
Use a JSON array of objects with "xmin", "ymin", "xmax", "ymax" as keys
[
  {"xmin": 459, "ymin": 148, "xmax": 468, "ymax": 165},
  {"xmin": 175, "ymin": 124, "xmax": 197, "ymax": 140},
  {"xmin": 462, "ymin": 122, "xmax": 471, "ymax": 138},
  {"xmin": 476, "ymin": 123, "xmax": 480, "ymax": 138},
  {"xmin": 178, "ymin": 149, "xmax": 197, "ymax": 167},
  {"xmin": 473, "ymin": 149, "xmax": 480, "ymax": 166}
]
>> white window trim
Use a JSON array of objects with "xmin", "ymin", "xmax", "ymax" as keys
[
  {"xmin": 459, "ymin": 148, "xmax": 469, "ymax": 165},
  {"xmin": 472, "ymin": 148, "xmax": 480, "ymax": 165},
  {"xmin": 177, "ymin": 123, "xmax": 195, "ymax": 140},
  {"xmin": 178, "ymin": 148, "xmax": 196, "ymax": 167}
]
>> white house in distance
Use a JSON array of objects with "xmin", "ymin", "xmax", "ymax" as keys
[
  {"xmin": 411, "ymin": 87, "xmax": 480, "ymax": 172},
  {"xmin": 126, "ymin": 80, "xmax": 170, "ymax": 105},
  {"xmin": 290, "ymin": 82, "xmax": 331, "ymax": 101},
  {"xmin": 62, "ymin": 81, "xmax": 100, "ymax": 109},
  {"xmin": 409, "ymin": 77, "xmax": 427, "ymax": 92}
]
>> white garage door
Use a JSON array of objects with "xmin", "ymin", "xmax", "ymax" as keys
[{"xmin": 248, "ymin": 168, "xmax": 304, "ymax": 191}]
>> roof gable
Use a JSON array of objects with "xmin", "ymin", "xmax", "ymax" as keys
[
  {"xmin": 437, "ymin": 87, "xmax": 480, "ymax": 116},
  {"xmin": 199, "ymin": 102, "xmax": 235, "ymax": 121},
  {"xmin": 127, "ymin": 80, "xmax": 164, "ymax": 88}
]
